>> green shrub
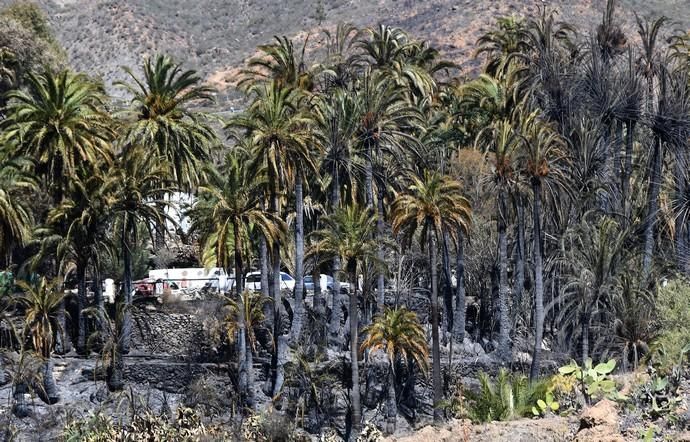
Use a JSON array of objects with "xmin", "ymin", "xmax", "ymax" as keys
[
  {"xmin": 653, "ymin": 280, "xmax": 690, "ymax": 373},
  {"xmin": 463, "ymin": 369, "xmax": 551, "ymax": 423}
]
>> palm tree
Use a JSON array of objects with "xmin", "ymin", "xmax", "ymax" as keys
[
  {"xmin": 228, "ymin": 81, "xmax": 313, "ymax": 396},
  {"xmin": 361, "ymin": 307, "xmax": 428, "ymax": 434},
  {"xmin": 109, "ymin": 147, "xmax": 172, "ymax": 353},
  {"xmin": 0, "ymin": 155, "xmax": 35, "ymax": 260},
  {"xmin": 391, "ymin": 170, "xmax": 472, "ymax": 422},
  {"xmin": 353, "ymin": 69, "xmax": 421, "ymax": 314},
  {"xmin": 475, "ymin": 15, "xmax": 530, "ymax": 76},
  {"xmin": 310, "ymin": 204, "xmax": 380, "ymax": 438},
  {"xmin": 475, "ymin": 119, "xmax": 522, "ymax": 361},
  {"xmin": 313, "ymin": 89, "xmax": 363, "ymax": 348},
  {"xmin": 117, "ymin": 55, "xmax": 216, "ymax": 192},
  {"xmin": 1, "ymin": 70, "xmax": 114, "ymax": 204},
  {"xmin": 16, "ymin": 277, "xmax": 64, "ymax": 404},
  {"xmin": 555, "ymin": 214, "xmax": 627, "ymax": 363},
  {"xmin": 241, "ymin": 36, "xmax": 314, "ymax": 91},
  {"xmin": 222, "ymin": 290, "xmax": 271, "ymax": 410},
  {"xmin": 39, "ymin": 168, "xmax": 115, "ymax": 354},
  {"xmin": 317, "ymin": 23, "xmax": 363, "ymax": 91},
  {"xmin": 188, "ymin": 150, "xmax": 284, "ymax": 405},
  {"xmin": 518, "ymin": 111, "xmax": 567, "ymax": 381}
]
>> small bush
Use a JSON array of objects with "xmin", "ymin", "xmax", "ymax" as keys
[{"xmin": 653, "ymin": 279, "xmax": 690, "ymax": 373}]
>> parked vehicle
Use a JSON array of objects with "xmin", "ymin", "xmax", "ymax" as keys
[
  {"xmin": 244, "ymin": 271, "xmax": 295, "ymax": 292},
  {"xmin": 149, "ymin": 267, "xmax": 231, "ymax": 292},
  {"xmin": 304, "ymin": 274, "xmax": 350, "ymax": 293}
]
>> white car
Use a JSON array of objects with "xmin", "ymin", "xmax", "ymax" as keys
[
  {"xmin": 244, "ymin": 271, "xmax": 295, "ymax": 292},
  {"xmin": 304, "ymin": 274, "xmax": 350, "ymax": 293}
]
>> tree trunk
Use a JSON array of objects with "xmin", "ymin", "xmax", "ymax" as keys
[
  {"xmin": 675, "ymin": 147, "xmax": 688, "ymax": 274},
  {"xmin": 259, "ymin": 232, "xmax": 272, "ymax": 329},
  {"xmin": 385, "ymin": 363, "xmax": 397, "ymax": 434},
  {"xmin": 442, "ymin": 230, "xmax": 453, "ymax": 335},
  {"xmin": 613, "ymin": 120, "xmax": 623, "ymax": 213},
  {"xmin": 12, "ymin": 381, "xmax": 29, "ymax": 418},
  {"xmin": 40, "ymin": 357, "xmax": 59, "ymax": 404},
  {"xmin": 55, "ymin": 297, "xmax": 71, "ymax": 355},
  {"xmin": 622, "ymin": 120, "xmax": 636, "ymax": 228},
  {"xmin": 234, "ymin": 225, "xmax": 249, "ymax": 408},
  {"xmin": 581, "ymin": 308, "xmax": 590, "ymax": 364},
  {"xmin": 349, "ymin": 262, "xmax": 362, "ymax": 436},
  {"xmin": 76, "ymin": 263, "xmax": 87, "ymax": 355},
  {"xmin": 313, "ymin": 262, "xmax": 326, "ymax": 347},
  {"xmin": 121, "ymin": 232, "xmax": 133, "ymax": 354},
  {"xmin": 291, "ymin": 175, "xmax": 305, "ymax": 344},
  {"xmin": 365, "ymin": 140, "xmax": 374, "ymax": 208},
  {"xmin": 530, "ymin": 180, "xmax": 544, "ymax": 383},
  {"xmin": 270, "ymin": 188, "xmax": 287, "ymax": 399},
  {"xmin": 376, "ymin": 188, "xmax": 386, "ymax": 316},
  {"xmin": 453, "ymin": 229, "xmax": 467, "ymax": 344},
  {"xmin": 107, "ymin": 341, "xmax": 124, "ymax": 392},
  {"xmin": 642, "ymin": 137, "xmax": 662, "ymax": 282},
  {"xmin": 497, "ymin": 190, "xmax": 511, "ymax": 361},
  {"xmin": 329, "ymin": 177, "xmax": 343, "ymax": 349},
  {"xmin": 430, "ymin": 231, "xmax": 442, "ymax": 422},
  {"xmin": 514, "ymin": 197, "xmax": 526, "ymax": 314}
]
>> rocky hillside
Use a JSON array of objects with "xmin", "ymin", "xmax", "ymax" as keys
[{"xmin": 1, "ymin": 0, "xmax": 689, "ymax": 103}]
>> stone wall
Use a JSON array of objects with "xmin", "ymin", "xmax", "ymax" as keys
[{"xmin": 130, "ymin": 303, "xmax": 214, "ymax": 360}]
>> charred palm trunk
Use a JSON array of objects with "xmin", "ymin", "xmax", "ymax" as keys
[
  {"xmin": 497, "ymin": 190, "xmax": 511, "ymax": 361},
  {"xmin": 622, "ymin": 120, "xmax": 636, "ymax": 227},
  {"xmin": 453, "ymin": 229, "xmax": 467, "ymax": 344},
  {"xmin": 291, "ymin": 174, "xmax": 305, "ymax": 344},
  {"xmin": 530, "ymin": 180, "xmax": 545, "ymax": 382},
  {"xmin": 259, "ymin": 231, "xmax": 272, "ymax": 329},
  {"xmin": 442, "ymin": 231, "xmax": 453, "ymax": 335},
  {"xmin": 348, "ymin": 259, "xmax": 362, "ymax": 437},
  {"xmin": 376, "ymin": 188, "xmax": 386, "ymax": 316},
  {"xmin": 55, "ymin": 297, "xmax": 71, "ymax": 355},
  {"xmin": 107, "ymin": 340, "xmax": 124, "ymax": 392},
  {"xmin": 642, "ymin": 137, "xmax": 662, "ymax": 282},
  {"xmin": 514, "ymin": 198, "xmax": 526, "ymax": 316},
  {"xmin": 41, "ymin": 357, "xmax": 59, "ymax": 404},
  {"xmin": 234, "ymin": 225, "xmax": 249, "ymax": 409},
  {"xmin": 270, "ymin": 185, "xmax": 287, "ymax": 399},
  {"xmin": 429, "ymin": 230, "xmax": 442, "ymax": 422},
  {"xmin": 12, "ymin": 381, "xmax": 29, "ymax": 418},
  {"xmin": 385, "ymin": 363, "xmax": 397, "ymax": 434},
  {"xmin": 613, "ymin": 120, "xmax": 624, "ymax": 213},
  {"xmin": 312, "ymin": 244, "xmax": 326, "ymax": 347},
  {"xmin": 581, "ymin": 306, "xmax": 591, "ymax": 364},
  {"xmin": 76, "ymin": 263, "xmax": 88, "ymax": 355},
  {"xmin": 121, "ymin": 228, "xmax": 133, "ymax": 354},
  {"xmin": 329, "ymin": 176, "xmax": 343, "ymax": 348}
]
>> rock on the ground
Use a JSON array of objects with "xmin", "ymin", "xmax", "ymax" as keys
[{"xmin": 575, "ymin": 398, "xmax": 623, "ymax": 442}]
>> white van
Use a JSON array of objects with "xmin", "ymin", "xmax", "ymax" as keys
[{"xmin": 244, "ymin": 271, "xmax": 295, "ymax": 292}]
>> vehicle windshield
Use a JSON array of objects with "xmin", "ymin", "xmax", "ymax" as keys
[
  {"xmin": 304, "ymin": 276, "xmax": 313, "ymax": 283},
  {"xmin": 281, "ymin": 273, "xmax": 293, "ymax": 281},
  {"xmin": 246, "ymin": 274, "xmax": 261, "ymax": 283}
]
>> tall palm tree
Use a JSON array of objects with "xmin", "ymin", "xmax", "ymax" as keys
[
  {"xmin": 109, "ymin": 147, "xmax": 172, "ymax": 353},
  {"xmin": 39, "ymin": 168, "xmax": 115, "ymax": 354},
  {"xmin": 1, "ymin": 70, "xmax": 114, "ymax": 204},
  {"xmin": 310, "ymin": 204, "xmax": 380, "ymax": 438},
  {"xmin": 354, "ymin": 69, "xmax": 421, "ymax": 314},
  {"xmin": 518, "ymin": 111, "xmax": 567, "ymax": 381},
  {"xmin": 188, "ymin": 150, "xmax": 284, "ymax": 406},
  {"xmin": 117, "ymin": 55, "xmax": 216, "ymax": 192},
  {"xmin": 361, "ymin": 307, "xmax": 428, "ymax": 434},
  {"xmin": 241, "ymin": 35, "xmax": 314, "ymax": 91},
  {"xmin": 555, "ymin": 214, "xmax": 627, "ymax": 363},
  {"xmin": 229, "ymin": 81, "xmax": 313, "ymax": 396},
  {"xmin": 391, "ymin": 170, "xmax": 472, "ymax": 422},
  {"xmin": 313, "ymin": 89, "xmax": 362, "ymax": 347},
  {"xmin": 475, "ymin": 119, "xmax": 522, "ymax": 361},
  {"xmin": 16, "ymin": 277, "xmax": 64, "ymax": 405},
  {"xmin": 475, "ymin": 15, "xmax": 530, "ymax": 77}
]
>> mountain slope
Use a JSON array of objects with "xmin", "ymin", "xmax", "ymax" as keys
[{"xmin": 2, "ymin": 0, "xmax": 688, "ymax": 104}]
